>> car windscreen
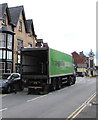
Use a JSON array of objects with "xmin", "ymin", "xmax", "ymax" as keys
[{"xmin": 7, "ymin": 74, "xmax": 20, "ymax": 80}]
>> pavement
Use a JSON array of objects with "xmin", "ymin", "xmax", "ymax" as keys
[{"xmin": 75, "ymin": 94, "xmax": 98, "ymax": 120}]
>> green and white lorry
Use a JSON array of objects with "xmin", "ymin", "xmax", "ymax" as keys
[{"xmin": 21, "ymin": 46, "xmax": 76, "ymax": 94}]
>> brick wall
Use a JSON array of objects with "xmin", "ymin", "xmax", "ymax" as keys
[
  {"xmin": 13, "ymin": 12, "xmax": 35, "ymax": 72},
  {"xmin": 0, "ymin": 9, "xmax": 36, "ymax": 72}
]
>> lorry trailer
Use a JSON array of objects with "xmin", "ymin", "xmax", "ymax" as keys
[{"xmin": 21, "ymin": 46, "xmax": 76, "ymax": 94}]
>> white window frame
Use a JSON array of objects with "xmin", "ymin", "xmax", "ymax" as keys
[
  {"xmin": 18, "ymin": 54, "xmax": 21, "ymax": 64},
  {"xmin": 7, "ymin": 51, "xmax": 12, "ymax": 60},
  {"xmin": 19, "ymin": 20, "xmax": 22, "ymax": 32},
  {"xmin": 0, "ymin": 50, "xmax": 6, "ymax": 59},
  {"xmin": 7, "ymin": 34, "xmax": 12, "ymax": 50}
]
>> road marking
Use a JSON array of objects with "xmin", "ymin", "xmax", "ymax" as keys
[
  {"xmin": 27, "ymin": 88, "xmax": 70, "ymax": 102},
  {"xmin": 71, "ymin": 93, "xmax": 96, "ymax": 119},
  {"xmin": 27, "ymin": 92, "xmax": 54, "ymax": 102},
  {"xmin": 2, "ymin": 94, "xmax": 7, "ymax": 97},
  {"xmin": 0, "ymin": 94, "xmax": 7, "ymax": 97},
  {"xmin": 0, "ymin": 108, "xmax": 7, "ymax": 112},
  {"xmin": 27, "ymin": 94, "xmax": 48, "ymax": 102},
  {"xmin": 66, "ymin": 92, "xmax": 96, "ymax": 119},
  {"xmin": 66, "ymin": 91, "xmax": 98, "ymax": 120}
]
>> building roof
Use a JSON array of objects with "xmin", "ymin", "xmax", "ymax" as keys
[
  {"xmin": 0, "ymin": 25, "xmax": 15, "ymax": 34},
  {"xmin": 0, "ymin": 3, "xmax": 8, "ymax": 18},
  {"xmin": 71, "ymin": 51, "xmax": 89, "ymax": 65},
  {"xmin": 26, "ymin": 19, "xmax": 36, "ymax": 36},
  {"xmin": 0, "ymin": 3, "xmax": 36, "ymax": 36},
  {"xmin": 8, "ymin": 6, "xmax": 25, "ymax": 26},
  {"xmin": 26, "ymin": 19, "xmax": 32, "ymax": 33}
]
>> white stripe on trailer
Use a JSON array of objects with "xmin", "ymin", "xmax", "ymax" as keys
[{"xmin": 50, "ymin": 73, "xmax": 74, "ymax": 77}]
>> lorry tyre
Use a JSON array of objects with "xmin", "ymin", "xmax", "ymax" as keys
[
  {"xmin": 28, "ymin": 88, "xmax": 31, "ymax": 94},
  {"xmin": 72, "ymin": 77, "xmax": 76, "ymax": 84},
  {"xmin": 57, "ymin": 78, "xmax": 62, "ymax": 89},
  {"xmin": 67, "ymin": 76, "xmax": 76, "ymax": 86},
  {"xmin": 67, "ymin": 76, "xmax": 73, "ymax": 86},
  {"xmin": 52, "ymin": 79, "xmax": 57, "ymax": 91},
  {"xmin": 41, "ymin": 85, "xmax": 50, "ymax": 94}
]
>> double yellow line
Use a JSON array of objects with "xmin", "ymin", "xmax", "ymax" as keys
[{"xmin": 66, "ymin": 91, "xmax": 98, "ymax": 120}]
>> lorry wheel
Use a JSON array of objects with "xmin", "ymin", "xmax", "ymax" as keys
[
  {"xmin": 28, "ymin": 88, "xmax": 31, "ymax": 94},
  {"xmin": 53, "ymin": 85, "xmax": 56, "ymax": 91},
  {"xmin": 40, "ymin": 85, "xmax": 50, "ymax": 95},
  {"xmin": 67, "ymin": 76, "xmax": 76, "ymax": 86},
  {"xmin": 44, "ymin": 85, "xmax": 50, "ymax": 94},
  {"xmin": 57, "ymin": 78, "xmax": 62, "ymax": 89},
  {"xmin": 72, "ymin": 76, "xmax": 76, "ymax": 84},
  {"xmin": 52, "ymin": 79, "xmax": 57, "ymax": 91},
  {"xmin": 67, "ymin": 76, "xmax": 73, "ymax": 86}
]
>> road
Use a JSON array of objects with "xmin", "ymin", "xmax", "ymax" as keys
[{"xmin": 0, "ymin": 77, "xmax": 97, "ymax": 118}]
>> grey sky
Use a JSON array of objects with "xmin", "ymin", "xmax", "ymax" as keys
[{"xmin": 0, "ymin": 0, "xmax": 96, "ymax": 58}]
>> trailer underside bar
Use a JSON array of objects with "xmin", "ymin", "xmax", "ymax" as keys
[{"xmin": 50, "ymin": 73, "xmax": 74, "ymax": 77}]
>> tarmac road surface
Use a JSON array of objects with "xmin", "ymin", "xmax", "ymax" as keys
[{"xmin": 0, "ymin": 77, "xmax": 97, "ymax": 119}]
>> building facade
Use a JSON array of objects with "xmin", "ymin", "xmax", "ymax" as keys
[
  {"xmin": 0, "ymin": 3, "xmax": 37, "ymax": 76},
  {"xmin": 71, "ymin": 51, "xmax": 89, "ymax": 76},
  {"xmin": 72, "ymin": 50, "xmax": 96, "ymax": 77}
]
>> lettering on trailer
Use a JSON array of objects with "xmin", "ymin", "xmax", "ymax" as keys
[
  {"xmin": 54, "ymin": 61, "xmax": 65, "ymax": 66},
  {"xmin": 54, "ymin": 61, "xmax": 72, "ymax": 67}
]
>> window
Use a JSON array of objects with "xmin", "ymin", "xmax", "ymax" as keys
[
  {"xmin": 28, "ymin": 43, "xmax": 32, "ymax": 47},
  {"xmin": 13, "ymin": 74, "xmax": 19, "ymax": 78},
  {"xmin": 6, "ymin": 62, "xmax": 12, "ymax": 73},
  {"xmin": 0, "ymin": 33, "xmax": 6, "ymax": 48},
  {"xmin": 0, "ymin": 50, "xmax": 2, "ymax": 59},
  {"xmin": 7, "ymin": 34, "xmax": 12, "ymax": 49},
  {"xmin": 17, "ymin": 39, "xmax": 23, "ymax": 51},
  {"xmin": 0, "ymin": 62, "xmax": 5, "ymax": 73},
  {"xmin": 17, "ymin": 39, "xmax": 23, "ymax": 65},
  {"xmin": 3, "ymin": 50, "xmax": 6, "ymax": 59},
  {"xmin": 7, "ymin": 51, "xmax": 12, "ymax": 60},
  {"xmin": 2, "ymin": 14, "xmax": 6, "ymax": 25},
  {"xmin": 18, "ymin": 54, "xmax": 21, "ymax": 64},
  {"xmin": 19, "ymin": 20, "xmax": 22, "ymax": 32},
  {"xmin": 0, "ymin": 50, "xmax": 6, "ymax": 59}
]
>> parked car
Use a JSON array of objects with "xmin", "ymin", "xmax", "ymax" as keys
[{"xmin": 0, "ymin": 73, "xmax": 24, "ymax": 94}]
